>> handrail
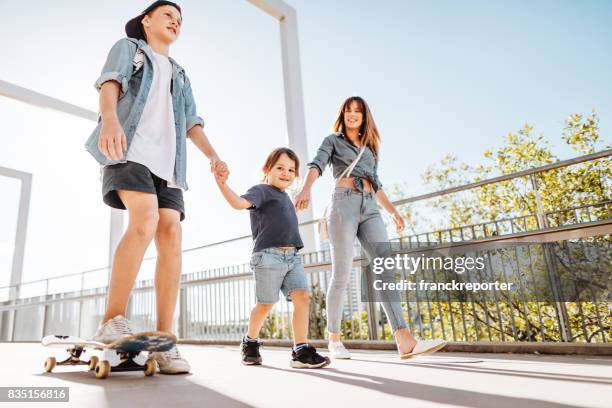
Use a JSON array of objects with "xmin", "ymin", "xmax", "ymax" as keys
[{"xmin": 394, "ymin": 149, "xmax": 611, "ymax": 206}]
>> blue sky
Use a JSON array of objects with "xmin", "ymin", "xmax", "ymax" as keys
[{"xmin": 1, "ymin": 0, "xmax": 610, "ymax": 289}]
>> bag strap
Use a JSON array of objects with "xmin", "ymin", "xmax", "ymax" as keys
[
  {"xmin": 338, "ymin": 145, "xmax": 366, "ymax": 180},
  {"xmin": 124, "ymin": 38, "xmax": 144, "ymax": 74}
]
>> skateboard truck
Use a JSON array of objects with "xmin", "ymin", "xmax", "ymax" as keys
[{"xmin": 44, "ymin": 346, "xmax": 99, "ymax": 373}]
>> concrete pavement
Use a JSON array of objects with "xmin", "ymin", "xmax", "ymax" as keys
[{"xmin": 1, "ymin": 343, "xmax": 611, "ymax": 407}]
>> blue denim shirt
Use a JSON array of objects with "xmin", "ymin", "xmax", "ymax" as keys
[
  {"xmin": 84, "ymin": 38, "xmax": 204, "ymax": 190},
  {"xmin": 307, "ymin": 133, "xmax": 383, "ymax": 192}
]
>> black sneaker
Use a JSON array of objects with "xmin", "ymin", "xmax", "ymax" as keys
[
  {"xmin": 290, "ymin": 345, "xmax": 331, "ymax": 369},
  {"xmin": 241, "ymin": 340, "xmax": 262, "ymax": 365}
]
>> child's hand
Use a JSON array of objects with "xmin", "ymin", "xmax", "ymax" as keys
[
  {"xmin": 99, "ymin": 118, "xmax": 127, "ymax": 161},
  {"xmin": 214, "ymin": 167, "xmax": 229, "ymax": 184}
]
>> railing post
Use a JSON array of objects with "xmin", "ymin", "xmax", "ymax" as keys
[
  {"xmin": 126, "ymin": 295, "xmax": 133, "ymax": 321},
  {"xmin": 361, "ymin": 264, "xmax": 380, "ymax": 340},
  {"xmin": 41, "ymin": 303, "xmax": 49, "ymax": 338},
  {"xmin": 9, "ymin": 309, "xmax": 16, "ymax": 342},
  {"xmin": 530, "ymin": 174, "xmax": 549, "ymax": 230},
  {"xmin": 41, "ymin": 279, "xmax": 50, "ymax": 337},
  {"xmin": 77, "ymin": 272, "xmax": 85, "ymax": 337},
  {"xmin": 530, "ymin": 174, "xmax": 572, "ymax": 342},
  {"xmin": 542, "ymin": 245, "xmax": 573, "ymax": 342},
  {"xmin": 179, "ymin": 287, "xmax": 187, "ymax": 339}
]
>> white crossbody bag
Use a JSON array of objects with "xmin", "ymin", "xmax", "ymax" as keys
[{"xmin": 317, "ymin": 145, "xmax": 366, "ymax": 241}]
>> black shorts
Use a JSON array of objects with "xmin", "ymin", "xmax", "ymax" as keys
[{"xmin": 102, "ymin": 161, "xmax": 185, "ymax": 221}]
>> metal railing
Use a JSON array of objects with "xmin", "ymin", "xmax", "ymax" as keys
[
  {"xmin": 0, "ymin": 226, "xmax": 610, "ymax": 343},
  {"xmin": 0, "ymin": 150, "xmax": 610, "ymax": 343}
]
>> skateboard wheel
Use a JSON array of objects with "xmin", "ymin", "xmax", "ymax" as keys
[
  {"xmin": 95, "ymin": 360, "xmax": 111, "ymax": 379},
  {"xmin": 144, "ymin": 358, "xmax": 157, "ymax": 377},
  {"xmin": 88, "ymin": 355, "xmax": 99, "ymax": 370},
  {"xmin": 44, "ymin": 357, "xmax": 56, "ymax": 373}
]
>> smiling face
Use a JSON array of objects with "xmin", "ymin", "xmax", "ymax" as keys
[
  {"xmin": 142, "ymin": 5, "xmax": 182, "ymax": 44},
  {"xmin": 343, "ymin": 100, "xmax": 364, "ymax": 132},
  {"xmin": 265, "ymin": 153, "xmax": 298, "ymax": 191}
]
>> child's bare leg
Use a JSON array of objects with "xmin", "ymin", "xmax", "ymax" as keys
[
  {"xmin": 247, "ymin": 304, "xmax": 274, "ymax": 339},
  {"xmin": 103, "ymin": 191, "xmax": 159, "ymax": 322},
  {"xmin": 154, "ymin": 208, "xmax": 182, "ymax": 333},
  {"xmin": 290, "ymin": 290, "xmax": 310, "ymax": 345}
]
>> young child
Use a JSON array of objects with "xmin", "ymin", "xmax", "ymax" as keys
[
  {"xmin": 215, "ymin": 148, "xmax": 330, "ymax": 368},
  {"xmin": 84, "ymin": 1, "xmax": 227, "ymax": 374}
]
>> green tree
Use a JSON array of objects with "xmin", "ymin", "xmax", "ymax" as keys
[{"xmin": 390, "ymin": 110, "xmax": 611, "ymax": 342}]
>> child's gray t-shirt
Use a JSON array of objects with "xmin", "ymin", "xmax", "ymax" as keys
[{"xmin": 241, "ymin": 184, "xmax": 304, "ymax": 253}]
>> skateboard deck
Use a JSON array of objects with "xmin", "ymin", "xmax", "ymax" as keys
[
  {"xmin": 42, "ymin": 331, "xmax": 177, "ymax": 379},
  {"xmin": 42, "ymin": 331, "xmax": 176, "ymax": 352},
  {"xmin": 42, "ymin": 335, "xmax": 106, "ymax": 349}
]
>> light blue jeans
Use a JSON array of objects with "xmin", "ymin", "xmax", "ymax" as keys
[
  {"xmin": 326, "ymin": 187, "xmax": 407, "ymax": 333},
  {"xmin": 250, "ymin": 247, "xmax": 309, "ymax": 304}
]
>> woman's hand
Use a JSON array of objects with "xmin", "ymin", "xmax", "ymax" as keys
[
  {"xmin": 211, "ymin": 159, "xmax": 228, "ymax": 175},
  {"xmin": 392, "ymin": 211, "xmax": 405, "ymax": 233},
  {"xmin": 294, "ymin": 188, "xmax": 311, "ymax": 211}
]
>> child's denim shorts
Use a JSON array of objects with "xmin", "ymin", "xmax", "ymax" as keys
[{"xmin": 249, "ymin": 247, "xmax": 309, "ymax": 304}]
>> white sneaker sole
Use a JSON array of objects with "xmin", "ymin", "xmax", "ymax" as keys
[{"xmin": 400, "ymin": 340, "xmax": 448, "ymax": 359}]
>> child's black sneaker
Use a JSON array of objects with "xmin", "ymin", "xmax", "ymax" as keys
[
  {"xmin": 290, "ymin": 344, "xmax": 330, "ymax": 369},
  {"xmin": 241, "ymin": 339, "xmax": 262, "ymax": 365}
]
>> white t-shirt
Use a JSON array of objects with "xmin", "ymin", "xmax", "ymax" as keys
[{"xmin": 127, "ymin": 51, "xmax": 180, "ymax": 188}]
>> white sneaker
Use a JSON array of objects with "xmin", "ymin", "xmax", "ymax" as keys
[
  {"xmin": 91, "ymin": 315, "xmax": 134, "ymax": 344},
  {"xmin": 150, "ymin": 345, "xmax": 191, "ymax": 374},
  {"xmin": 328, "ymin": 341, "xmax": 351, "ymax": 359}
]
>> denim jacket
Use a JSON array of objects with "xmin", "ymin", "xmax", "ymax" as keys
[
  {"xmin": 307, "ymin": 132, "xmax": 383, "ymax": 192},
  {"xmin": 84, "ymin": 38, "xmax": 204, "ymax": 190}
]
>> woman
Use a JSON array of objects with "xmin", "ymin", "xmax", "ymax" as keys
[{"xmin": 295, "ymin": 96, "xmax": 446, "ymax": 359}]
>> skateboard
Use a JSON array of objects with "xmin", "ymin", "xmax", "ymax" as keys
[{"xmin": 42, "ymin": 331, "xmax": 177, "ymax": 379}]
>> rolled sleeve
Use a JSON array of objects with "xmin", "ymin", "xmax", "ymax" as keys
[
  {"xmin": 184, "ymin": 75, "xmax": 205, "ymax": 131},
  {"xmin": 307, "ymin": 135, "xmax": 335, "ymax": 176},
  {"xmin": 94, "ymin": 71, "xmax": 129, "ymax": 95},
  {"xmin": 94, "ymin": 39, "xmax": 137, "ymax": 97}
]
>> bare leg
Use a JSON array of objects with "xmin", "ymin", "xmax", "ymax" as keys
[
  {"xmin": 103, "ymin": 191, "xmax": 159, "ymax": 322},
  {"xmin": 154, "ymin": 209, "xmax": 182, "ymax": 333},
  {"xmin": 395, "ymin": 328, "xmax": 417, "ymax": 354},
  {"xmin": 290, "ymin": 290, "xmax": 310, "ymax": 345},
  {"xmin": 247, "ymin": 304, "xmax": 274, "ymax": 339}
]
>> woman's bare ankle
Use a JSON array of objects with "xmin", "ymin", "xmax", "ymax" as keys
[{"xmin": 394, "ymin": 328, "xmax": 417, "ymax": 354}]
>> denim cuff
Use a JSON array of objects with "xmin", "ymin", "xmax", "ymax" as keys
[
  {"xmin": 94, "ymin": 72, "xmax": 128, "ymax": 96},
  {"xmin": 186, "ymin": 115, "xmax": 205, "ymax": 131},
  {"xmin": 307, "ymin": 162, "xmax": 324, "ymax": 176}
]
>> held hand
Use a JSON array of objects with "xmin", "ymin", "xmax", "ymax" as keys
[
  {"xmin": 211, "ymin": 159, "xmax": 228, "ymax": 175},
  {"xmin": 294, "ymin": 189, "xmax": 311, "ymax": 212},
  {"xmin": 214, "ymin": 168, "xmax": 228, "ymax": 184},
  {"xmin": 392, "ymin": 211, "xmax": 405, "ymax": 234},
  {"xmin": 98, "ymin": 118, "xmax": 127, "ymax": 161}
]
